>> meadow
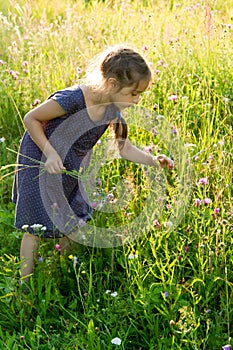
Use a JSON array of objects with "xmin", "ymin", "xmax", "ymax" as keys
[{"xmin": 0, "ymin": 0, "xmax": 233, "ymax": 349}]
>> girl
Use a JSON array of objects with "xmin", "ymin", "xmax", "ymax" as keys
[{"xmin": 13, "ymin": 44, "xmax": 174, "ymax": 281}]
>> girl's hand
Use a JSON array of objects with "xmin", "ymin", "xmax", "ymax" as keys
[
  {"xmin": 45, "ymin": 152, "xmax": 66, "ymax": 174},
  {"xmin": 156, "ymin": 154, "xmax": 174, "ymax": 170}
]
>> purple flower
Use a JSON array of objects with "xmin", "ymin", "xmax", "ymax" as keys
[
  {"xmin": 54, "ymin": 244, "xmax": 60, "ymax": 251},
  {"xmin": 164, "ymin": 292, "xmax": 169, "ymax": 297},
  {"xmin": 203, "ymin": 198, "xmax": 211, "ymax": 206},
  {"xmin": 198, "ymin": 177, "xmax": 208, "ymax": 185},
  {"xmin": 78, "ymin": 219, "xmax": 86, "ymax": 227},
  {"xmin": 194, "ymin": 198, "xmax": 201, "ymax": 207},
  {"xmin": 214, "ymin": 208, "xmax": 220, "ymax": 214},
  {"xmin": 222, "ymin": 345, "xmax": 231, "ymax": 350},
  {"xmin": 171, "ymin": 126, "xmax": 177, "ymax": 135},
  {"xmin": 184, "ymin": 246, "xmax": 189, "ymax": 252},
  {"xmin": 38, "ymin": 257, "xmax": 43, "ymax": 262}
]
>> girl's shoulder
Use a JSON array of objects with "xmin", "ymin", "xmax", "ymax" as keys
[{"xmin": 48, "ymin": 85, "xmax": 86, "ymax": 116}]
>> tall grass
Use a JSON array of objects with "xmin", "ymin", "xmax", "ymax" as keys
[{"xmin": 0, "ymin": 0, "xmax": 233, "ymax": 349}]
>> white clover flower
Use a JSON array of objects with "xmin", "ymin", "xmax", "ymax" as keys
[
  {"xmin": 128, "ymin": 253, "xmax": 138, "ymax": 260},
  {"xmin": 0, "ymin": 137, "xmax": 5, "ymax": 143},
  {"xmin": 111, "ymin": 337, "xmax": 122, "ymax": 345},
  {"xmin": 105, "ymin": 290, "xmax": 111, "ymax": 294},
  {"xmin": 30, "ymin": 224, "xmax": 43, "ymax": 229},
  {"xmin": 110, "ymin": 291, "xmax": 118, "ymax": 297}
]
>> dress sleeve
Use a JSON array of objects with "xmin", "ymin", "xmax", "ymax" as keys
[{"xmin": 48, "ymin": 85, "xmax": 84, "ymax": 116}]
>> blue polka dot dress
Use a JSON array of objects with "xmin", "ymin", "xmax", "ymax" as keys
[{"xmin": 12, "ymin": 85, "xmax": 119, "ymax": 238}]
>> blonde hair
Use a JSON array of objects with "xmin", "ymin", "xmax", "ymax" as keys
[{"xmin": 84, "ymin": 44, "xmax": 152, "ymax": 148}]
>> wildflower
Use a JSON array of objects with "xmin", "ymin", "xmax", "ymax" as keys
[
  {"xmin": 0, "ymin": 137, "xmax": 5, "ymax": 143},
  {"xmin": 198, "ymin": 177, "xmax": 208, "ymax": 185},
  {"xmin": 68, "ymin": 254, "xmax": 73, "ymax": 259},
  {"xmin": 0, "ymin": 60, "xmax": 5, "ymax": 65},
  {"xmin": 111, "ymin": 337, "xmax": 122, "ymax": 345},
  {"xmin": 97, "ymin": 178, "xmax": 102, "ymax": 187},
  {"xmin": 105, "ymin": 290, "xmax": 111, "ymax": 294},
  {"xmin": 151, "ymin": 127, "xmax": 158, "ymax": 136},
  {"xmin": 153, "ymin": 103, "xmax": 159, "ymax": 110},
  {"xmin": 22, "ymin": 224, "xmax": 29, "ymax": 230},
  {"xmin": 110, "ymin": 291, "xmax": 118, "ymax": 297},
  {"xmin": 144, "ymin": 145, "xmax": 153, "ymax": 153},
  {"xmin": 54, "ymin": 244, "xmax": 60, "ymax": 250},
  {"xmin": 214, "ymin": 208, "xmax": 220, "ymax": 214},
  {"xmin": 164, "ymin": 221, "xmax": 173, "ymax": 228},
  {"xmin": 168, "ymin": 94, "xmax": 178, "ymax": 101},
  {"xmin": 206, "ymin": 309, "xmax": 211, "ymax": 313},
  {"xmin": 170, "ymin": 320, "xmax": 175, "ymax": 325},
  {"xmin": 153, "ymin": 219, "xmax": 161, "ymax": 228},
  {"xmin": 76, "ymin": 67, "xmax": 82, "ymax": 74},
  {"xmin": 178, "ymin": 255, "xmax": 182, "ymax": 261},
  {"xmin": 223, "ymin": 97, "xmax": 229, "ymax": 103},
  {"xmin": 78, "ymin": 219, "xmax": 86, "ymax": 227},
  {"xmin": 142, "ymin": 45, "xmax": 149, "ymax": 51},
  {"xmin": 73, "ymin": 256, "xmax": 78, "ymax": 267},
  {"xmin": 171, "ymin": 126, "xmax": 177, "ymax": 135},
  {"xmin": 30, "ymin": 224, "xmax": 43, "ymax": 229},
  {"xmin": 222, "ymin": 345, "xmax": 231, "ymax": 350},
  {"xmin": 194, "ymin": 198, "xmax": 201, "ymax": 207},
  {"xmin": 38, "ymin": 257, "xmax": 43, "ymax": 262},
  {"xmin": 128, "ymin": 253, "xmax": 138, "ymax": 260},
  {"xmin": 21, "ymin": 61, "xmax": 28, "ymax": 67},
  {"xmin": 164, "ymin": 291, "xmax": 169, "ymax": 297},
  {"xmin": 51, "ymin": 202, "xmax": 59, "ymax": 209},
  {"xmin": 203, "ymin": 198, "xmax": 211, "ymax": 206},
  {"xmin": 184, "ymin": 246, "xmax": 189, "ymax": 252}
]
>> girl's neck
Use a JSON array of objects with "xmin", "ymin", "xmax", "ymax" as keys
[
  {"xmin": 81, "ymin": 84, "xmax": 110, "ymax": 106},
  {"xmin": 80, "ymin": 84, "xmax": 110, "ymax": 122}
]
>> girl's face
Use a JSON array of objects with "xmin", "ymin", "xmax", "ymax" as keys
[{"xmin": 109, "ymin": 78, "xmax": 150, "ymax": 110}]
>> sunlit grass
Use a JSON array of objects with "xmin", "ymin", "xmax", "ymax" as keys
[{"xmin": 0, "ymin": 0, "xmax": 233, "ymax": 349}]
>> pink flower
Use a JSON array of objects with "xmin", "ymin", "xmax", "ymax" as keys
[
  {"xmin": 214, "ymin": 208, "xmax": 220, "ymax": 214},
  {"xmin": 194, "ymin": 198, "xmax": 201, "ymax": 207},
  {"xmin": 168, "ymin": 94, "xmax": 178, "ymax": 101},
  {"xmin": 153, "ymin": 219, "xmax": 161, "ymax": 228},
  {"xmin": 198, "ymin": 177, "xmax": 208, "ymax": 185},
  {"xmin": 203, "ymin": 198, "xmax": 211, "ymax": 206},
  {"xmin": 153, "ymin": 103, "xmax": 159, "ymax": 110},
  {"xmin": 54, "ymin": 244, "xmax": 60, "ymax": 250}
]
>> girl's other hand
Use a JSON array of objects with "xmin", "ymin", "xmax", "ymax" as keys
[
  {"xmin": 45, "ymin": 152, "xmax": 66, "ymax": 174},
  {"xmin": 156, "ymin": 154, "xmax": 174, "ymax": 170}
]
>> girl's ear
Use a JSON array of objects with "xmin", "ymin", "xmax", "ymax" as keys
[{"xmin": 107, "ymin": 77, "xmax": 120, "ymax": 91}]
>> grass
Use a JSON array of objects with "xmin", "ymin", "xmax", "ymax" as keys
[{"xmin": 0, "ymin": 0, "xmax": 233, "ymax": 349}]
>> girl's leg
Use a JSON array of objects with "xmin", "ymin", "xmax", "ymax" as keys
[
  {"xmin": 20, "ymin": 232, "xmax": 39, "ymax": 281},
  {"xmin": 59, "ymin": 236, "xmax": 72, "ymax": 256}
]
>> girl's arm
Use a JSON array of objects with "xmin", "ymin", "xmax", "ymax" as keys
[
  {"xmin": 24, "ymin": 99, "xmax": 67, "ymax": 174},
  {"xmin": 119, "ymin": 138, "xmax": 174, "ymax": 169}
]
